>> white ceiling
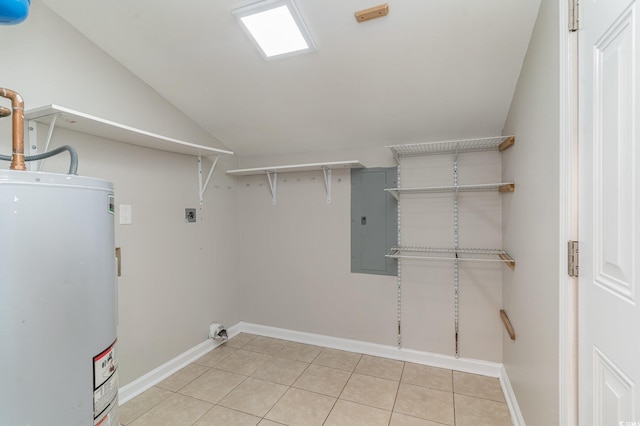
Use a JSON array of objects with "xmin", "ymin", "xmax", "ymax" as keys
[{"xmin": 41, "ymin": 0, "xmax": 541, "ymax": 156}]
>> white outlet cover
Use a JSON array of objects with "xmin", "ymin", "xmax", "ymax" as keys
[{"xmin": 119, "ymin": 204, "xmax": 132, "ymax": 225}]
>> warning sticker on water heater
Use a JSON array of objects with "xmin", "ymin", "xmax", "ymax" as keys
[
  {"xmin": 94, "ymin": 393, "xmax": 118, "ymax": 426},
  {"xmin": 94, "ymin": 340, "xmax": 118, "ymax": 419},
  {"xmin": 94, "ymin": 340, "xmax": 117, "ymax": 389}
]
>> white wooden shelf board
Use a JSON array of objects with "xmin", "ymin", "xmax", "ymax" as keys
[
  {"xmin": 226, "ymin": 160, "xmax": 365, "ymax": 176},
  {"xmin": 25, "ymin": 104, "xmax": 234, "ymax": 157},
  {"xmin": 226, "ymin": 161, "xmax": 364, "ymax": 205}
]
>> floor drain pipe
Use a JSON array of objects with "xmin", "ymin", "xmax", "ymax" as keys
[{"xmin": 209, "ymin": 323, "xmax": 228, "ymax": 341}]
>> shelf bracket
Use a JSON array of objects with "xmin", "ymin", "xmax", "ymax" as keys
[
  {"xmin": 322, "ymin": 167, "xmax": 332, "ymax": 204},
  {"xmin": 27, "ymin": 119, "xmax": 38, "ymax": 171},
  {"xmin": 266, "ymin": 171, "xmax": 277, "ymax": 205},
  {"xmin": 499, "ymin": 253, "xmax": 516, "ymax": 270},
  {"xmin": 499, "ymin": 183, "xmax": 515, "ymax": 193},
  {"xmin": 198, "ymin": 155, "xmax": 220, "ymax": 205},
  {"xmin": 27, "ymin": 114, "xmax": 58, "ymax": 171},
  {"xmin": 500, "ymin": 309, "xmax": 516, "ymax": 340}
]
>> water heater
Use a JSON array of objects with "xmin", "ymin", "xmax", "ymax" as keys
[{"xmin": 0, "ymin": 169, "xmax": 119, "ymax": 425}]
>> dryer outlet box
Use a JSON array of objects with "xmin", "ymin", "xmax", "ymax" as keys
[{"xmin": 185, "ymin": 208, "xmax": 196, "ymax": 223}]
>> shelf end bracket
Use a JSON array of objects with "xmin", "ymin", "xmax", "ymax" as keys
[
  {"xmin": 322, "ymin": 167, "xmax": 332, "ymax": 204},
  {"xmin": 31, "ymin": 114, "xmax": 58, "ymax": 171},
  {"xmin": 498, "ymin": 253, "xmax": 516, "ymax": 270},
  {"xmin": 266, "ymin": 171, "xmax": 277, "ymax": 205},
  {"xmin": 198, "ymin": 154, "xmax": 220, "ymax": 205}
]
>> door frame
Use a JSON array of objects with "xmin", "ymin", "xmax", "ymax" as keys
[{"xmin": 558, "ymin": 1, "xmax": 579, "ymax": 425}]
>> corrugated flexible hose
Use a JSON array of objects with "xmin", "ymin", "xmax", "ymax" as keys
[{"xmin": 0, "ymin": 145, "xmax": 78, "ymax": 175}]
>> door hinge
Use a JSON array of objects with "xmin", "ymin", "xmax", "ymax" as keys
[
  {"xmin": 569, "ymin": 0, "xmax": 579, "ymax": 32},
  {"xmin": 568, "ymin": 240, "xmax": 579, "ymax": 277}
]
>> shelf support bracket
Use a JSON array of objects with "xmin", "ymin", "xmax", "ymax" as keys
[
  {"xmin": 500, "ymin": 309, "xmax": 516, "ymax": 340},
  {"xmin": 322, "ymin": 167, "xmax": 332, "ymax": 204},
  {"xmin": 27, "ymin": 119, "xmax": 38, "ymax": 171},
  {"xmin": 198, "ymin": 155, "xmax": 219, "ymax": 205},
  {"xmin": 30, "ymin": 114, "xmax": 58, "ymax": 171},
  {"xmin": 266, "ymin": 171, "xmax": 277, "ymax": 205},
  {"xmin": 498, "ymin": 253, "xmax": 516, "ymax": 270}
]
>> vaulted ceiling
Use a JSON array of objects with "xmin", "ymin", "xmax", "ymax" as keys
[{"xmin": 41, "ymin": 0, "xmax": 541, "ymax": 156}]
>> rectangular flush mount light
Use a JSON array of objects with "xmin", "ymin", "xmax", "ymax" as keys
[{"xmin": 232, "ymin": 0, "xmax": 316, "ymax": 59}]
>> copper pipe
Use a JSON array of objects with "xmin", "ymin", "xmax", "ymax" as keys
[
  {"xmin": 0, "ymin": 87, "xmax": 26, "ymax": 170},
  {"xmin": 0, "ymin": 106, "xmax": 10, "ymax": 117}
]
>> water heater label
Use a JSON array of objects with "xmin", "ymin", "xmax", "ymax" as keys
[
  {"xmin": 108, "ymin": 194, "xmax": 114, "ymax": 215},
  {"xmin": 93, "ymin": 340, "xmax": 118, "ymax": 420},
  {"xmin": 94, "ymin": 373, "xmax": 118, "ymax": 418},
  {"xmin": 94, "ymin": 396, "xmax": 118, "ymax": 426},
  {"xmin": 93, "ymin": 341, "xmax": 117, "ymax": 389}
]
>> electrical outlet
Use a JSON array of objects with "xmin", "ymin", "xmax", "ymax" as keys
[{"xmin": 185, "ymin": 208, "xmax": 196, "ymax": 223}]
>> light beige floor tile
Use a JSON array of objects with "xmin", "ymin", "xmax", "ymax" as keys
[
  {"xmin": 178, "ymin": 368, "xmax": 246, "ymax": 404},
  {"xmin": 265, "ymin": 387, "xmax": 336, "ymax": 426},
  {"xmin": 193, "ymin": 405, "xmax": 261, "ymax": 426},
  {"xmin": 257, "ymin": 420, "xmax": 285, "ymax": 426},
  {"xmin": 276, "ymin": 340, "xmax": 323, "ymax": 362},
  {"xmin": 242, "ymin": 336, "xmax": 287, "ymax": 356},
  {"xmin": 225, "ymin": 333, "xmax": 258, "ymax": 348},
  {"xmin": 390, "ymin": 412, "xmax": 448, "ymax": 426},
  {"xmin": 118, "ymin": 386, "xmax": 173, "ymax": 425},
  {"xmin": 454, "ymin": 394, "xmax": 512, "ymax": 426},
  {"xmin": 129, "ymin": 393, "xmax": 212, "ymax": 426},
  {"xmin": 324, "ymin": 399, "xmax": 391, "ymax": 426},
  {"xmin": 354, "ymin": 355, "xmax": 404, "ymax": 381},
  {"xmin": 292, "ymin": 364, "xmax": 352, "ymax": 397},
  {"xmin": 194, "ymin": 345, "xmax": 238, "ymax": 367},
  {"xmin": 215, "ymin": 349, "xmax": 271, "ymax": 376},
  {"xmin": 313, "ymin": 347, "xmax": 361, "ymax": 371},
  {"xmin": 252, "ymin": 356, "xmax": 309, "ymax": 385},
  {"xmin": 156, "ymin": 363, "xmax": 210, "ymax": 392},
  {"xmin": 218, "ymin": 377, "xmax": 288, "ymax": 417},
  {"xmin": 394, "ymin": 383, "xmax": 454, "ymax": 425},
  {"xmin": 453, "ymin": 371, "xmax": 505, "ymax": 402},
  {"xmin": 402, "ymin": 363, "xmax": 453, "ymax": 392},
  {"xmin": 340, "ymin": 373, "xmax": 399, "ymax": 410}
]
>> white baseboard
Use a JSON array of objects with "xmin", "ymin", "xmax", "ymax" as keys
[
  {"xmin": 118, "ymin": 321, "xmax": 524, "ymax": 424},
  {"xmin": 117, "ymin": 323, "xmax": 241, "ymax": 405},
  {"xmin": 500, "ymin": 364, "xmax": 526, "ymax": 426},
  {"xmin": 239, "ymin": 322, "xmax": 503, "ymax": 377}
]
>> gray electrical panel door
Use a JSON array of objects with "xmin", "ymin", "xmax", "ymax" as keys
[{"xmin": 351, "ymin": 167, "xmax": 397, "ymax": 275}]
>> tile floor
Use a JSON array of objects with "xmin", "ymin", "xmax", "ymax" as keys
[{"xmin": 119, "ymin": 333, "xmax": 512, "ymax": 426}]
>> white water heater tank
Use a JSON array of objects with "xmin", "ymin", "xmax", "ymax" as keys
[{"xmin": 0, "ymin": 170, "xmax": 119, "ymax": 426}]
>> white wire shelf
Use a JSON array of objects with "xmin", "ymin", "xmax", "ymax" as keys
[
  {"xmin": 385, "ymin": 182, "xmax": 515, "ymax": 199},
  {"xmin": 386, "ymin": 246, "xmax": 515, "ymax": 269},
  {"xmin": 386, "ymin": 135, "xmax": 514, "ymax": 161}
]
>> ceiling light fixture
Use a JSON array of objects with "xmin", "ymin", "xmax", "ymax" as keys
[{"xmin": 232, "ymin": 0, "xmax": 315, "ymax": 60}]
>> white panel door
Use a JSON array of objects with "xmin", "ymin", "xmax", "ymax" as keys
[{"xmin": 579, "ymin": 0, "xmax": 640, "ymax": 423}]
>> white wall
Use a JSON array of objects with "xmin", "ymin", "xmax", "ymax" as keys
[
  {"xmin": 0, "ymin": 1, "xmax": 240, "ymax": 386},
  {"xmin": 0, "ymin": 1, "xmax": 560, "ymax": 403},
  {"xmin": 501, "ymin": 0, "xmax": 560, "ymax": 423},
  {"xmin": 397, "ymin": 152, "xmax": 504, "ymax": 362},
  {"xmin": 0, "ymin": 0, "xmax": 226, "ymax": 149},
  {"xmin": 238, "ymin": 145, "xmax": 505, "ymax": 361},
  {"xmin": 238, "ymin": 147, "xmax": 398, "ymax": 345}
]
